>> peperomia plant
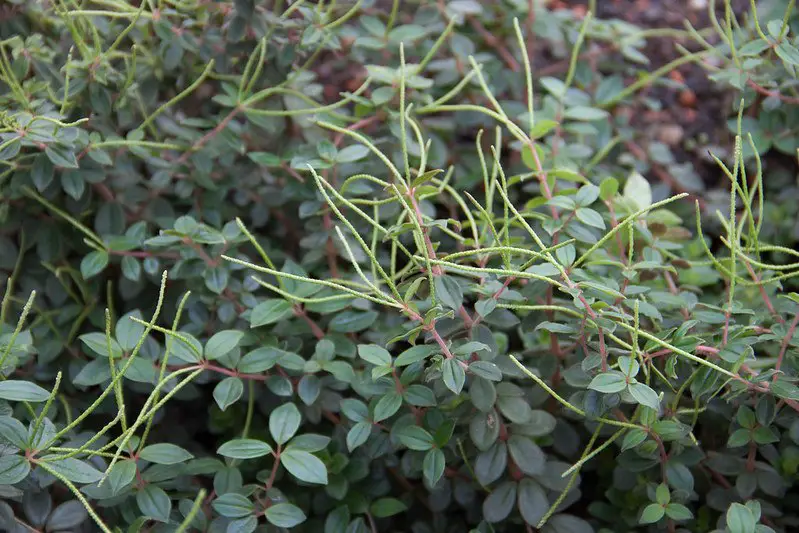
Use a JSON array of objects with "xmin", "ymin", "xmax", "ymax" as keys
[{"xmin": 1, "ymin": 1, "xmax": 799, "ymax": 533}]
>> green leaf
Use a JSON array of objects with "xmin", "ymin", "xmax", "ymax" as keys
[
  {"xmin": 213, "ymin": 377, "xmax": 244, "ymax": 411},
  {"xmin": 442, "ymin": 359, "xmax": 466, "ymax": 394},
  {"xmin": 137, "ymin": 485, "xmax": 172, "ymax": 522},
  {"xmin": 347, "ymin": 421, "xmax": 372, "ymax": 451},
  {"xmin": 358, "ymin": 344, "xmax": 392, "ymax": 366},
  {"xmin": 655, "ymin": 483, "xmax": 670, "ymax": 505},
  {"xmin": 395, "ymin": 345, "xmax": 437, "ymax": 366},
  {"xmin": 45, "ymin": 144, "xmax": 79, "ymax": 168},
  {"xmin": 587, "ymin": 371, "xmax": 627, "ymax": 393},
  {"xmin": 79, "ymin": 332, "xmax": 123, "ymax": 358},
  {"xmin": 0, "ymin": 416, "xmax": 28, "ymax": 449},
  {"xmin": 31, "ymin": 154, "xmax": 54, "ymax": 191},
  {"xmin": 298, "ymin": 375, "xmax": 321, "ymax": 405},
  {"xmin": 80, "ymin": 251, "xmax": 109, "ymax": 279},
  {"xmin": 107, "ymin": 460, "xmax": 137, "ymax": 495},
  {"xmin": 435, "ymin": 275, "xmax": 464, "ymax": 311},
  {"xmin": 483, "ymin": 481, "xmax": 517, "ymax": 523},
  {"xmin": 204, "ymin": 266, "xmax": 228, "ymax": 294},
  {"xmin": 518, "ymin": 478, "xmax": 549, "ymax": 526},
  {"xmin": 139, "ymin": 443, "xmax": 194, "ymax": 465},
  {"xmin": 238, "ymin": 346, "xmax": 285, "ymax": 373},
  {"xmin": 329, "ymin": 310, "xmax": 378, "ymax": 333},
  {"xmin": 121, "ymin": 256, "xmax": 141, "ymax": 281},
  {"xmin": 212, "ymin": 493, "xmax": 253, "ymax": 518},
  {"xmin": 370, "ymin": 498, "xmax": 407, "ymax": 518},
  {"xmin": 770, "ymin": 377, "xmax": 799, "ymax": 400},
  {"xmin": 624, "ymin": 171, "xmax": 652, "ymax": 211},
  {"xmin": 727, "ymin": 502, "xmax": 756, "ymax": 533},
  {"xmin": 265, "ymin": 503, "xmax": 306, "ymax": 528},
  {"xmin": 640, "ymin": 503, "xmax": 665, "ymax": 524},
  {"xmin": 373, "ymin": 391, "xmax": 403, "ymax": 422},
  {"xmin": 269, "ymin": 403, "xmax": 302, "ymax": 445},
  {"xmin": 280, "ymin": 448, "xmax": 328, "ymax": 484},
  {"xmin": 776, "ymin": 41, "xmax": 799, "ymax": 66},
  {"xmin": 404, "ymin": 384, "xmax": 437, "ymax": 407},
  {"xmin": 336, "ymin": 144, "xmax": 370, "ymax": 163},
  {"xmin": 61, "ymin": 171, "xmax": 85, "ymax": 200},
  {"xmin": 251, "ymin": 300, "xmax": 294, "ymax": 327},
  {"xmin": 628, "ymin": 382, "xmax": 660, "ymax": 410},
  {"xmin": 0, "ymin": 381, "xmax": 50, "ymax": 402},
  {"xmin": 564, "ymin": 106, "xmax": 609, "ymax": 121},
  {"xmin": 397, "ymin": 425, "xmax": 435, "ymax": 451},
  {"xmin": 423, "ymin": 448, "xmax": 445, "ymax": 486},
  {"xmin": 40, "ymin": 457, "xmax": 103, "ymax": 484},
  {"xmin": 46, "ymin": 501, "xmax": 88, "ymax": 531},
  {"xmin": 205, "ymin": 330, "xmax": 244, "ymax": 360},
  {"xmin": 575, "ymin": 184, "xmax": 600, "ymax": 206},
  {"xmin": 115, "ymin": 310, "xmax": 145, "ymax": 352},
  {"xmin": 575, "ymin": 207, "xmax": 606, "ymax": 229},
  {"xmin": 507, "ymin": 435, "xmax": 545, "ymax": 476},
  {"xmin": 217, "ymin": 439, "xmax": 273, "ymax": 459},
  {"xmin": 599, "ymin": 177, "xmax": 619, "ymax": 201},
  {"xmin": 469, "ymin": 360, "xmax": 502, "ymax": 381},
  {"xmin": 475, "ymin": 299, "xmax": 497, "ymax": 317},
  {"xmin": 0, "ymin": 455, "xmax": 30, "ymax": 484},
  {"xmin": 621, "ymin": 428, "xmax": 648, "ymax": 451},
  {"xmin": 529, "ymin": 119, "xmax": 559, "ymax": 139},
  {"xmin": 665, "ymin": 503, "xmax": 693, "ymax": 521}
]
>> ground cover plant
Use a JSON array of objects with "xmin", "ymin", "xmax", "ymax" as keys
[{"xmin": 1, "ymin": 0, "xmax": 799, "ymax": 532}]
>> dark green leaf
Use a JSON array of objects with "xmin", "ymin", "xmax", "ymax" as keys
[
  {"xmin": 140, "ymin": 443, "xmax": 194, "ymax": 465},
  {"xmin": 370, "ymin": 498, "xmax": 407, "ymax": 518},
  {"xmin": 508, "ymin": 435, "xmax": 545, "ymax": 476},
  {"xmin": 265, "ymin": 503, "xmax": 306, "ymax": 528},
  {"xmin": 442, "ymin": 359, "xmax": 466, "ymax": 394},
  {"xmin": 213, "ymin": 377, "xmax": 244, "ymax": 411},
  {"xmin": 217, "ymin": 439, "xmax": 272, "ymax": 459},
  {"xmin": 212, "ymin": 493, "xmax": 252, "ymax": 518},
  {"xmin": 435, "ymin": 276, "xmax": 464, "ymax": 311},
  {"xmin": 251, "ymin": 300, "xmax": 294, "ymax": 327},
  {"xmin": 374, "ymin": 391, "xmax": 403, "ymax": 422},
  {"xmin": 423, "ymin": 448, "xmax": 445, "ymax": 486},
  {"xmin": 80, "ymin": 251, "xmax": 109, "ymax": 279},
  {"xmin": 280, "ymin": 448, "xmax": 328, "ymax": 484},
  {"xmin": 518, "ymin": 478, "xmax": 549, "ymax": 526},
  {"xmin": 0, "ymin": 455, "xmax": 30, "ymax": 484},
  {"xmin": 483, "ymin": 481, "xmax": 516, "ymax": 523},
  {"xmin": 137, "ymin": 485, "xmax": 172, "ymax": 522},
  {"xmin": 269, "ymin": 403, "xmax": 302, "ymax": 445},
  {"xmin": 397, "ymin": 425, "xmax": 435, "ymax": 451},
  {"xmin": 46, "ymin": 500, "xmax": 88, "ymax": 531}
]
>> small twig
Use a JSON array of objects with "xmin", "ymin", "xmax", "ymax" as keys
[{"xmin": 468, "ymin": 16, "xmax": 520, "ymax": 72}]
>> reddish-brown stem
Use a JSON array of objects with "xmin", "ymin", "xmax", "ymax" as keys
[
  {"xmin": 294, "ymin": 305, "xmax": 325, "ymax": 339},
  {"xmin": 458, "ymin": 305, "xmax": 474, "ymax": 329},
  {"xmin": 743, "ymin": 260, "xmax": 784, "ymax": 323},
  {"xmin": 429, "ymin": 325, "xmax": 468, "ymax": 369},
  {"xmin": 467, "ymin": 16, "xmax": 520, "ymax": 72},
  {"xmin": 746, "ymin": 78, "xmax": 799, "ymax": 104},
  {"xmin": 775, "ymin": 314, "xmax": 799, "ymax": 376},
  {"xmin": 746, "ymin": 441, "xmax": 757, "ymax": 472},
  {"xmin": 409, "ymin": 189, "xmax": 442, "ymax": 275},
  {"xmin": 663, "ymin": 271, "xmax": 690, "ymax": 320},
  {"xmin": 199, "ymin": 362, "xmax": 268, "ymax": 381},
  {"xmin": 109, "ymin": 250, "xmax": 180, "ymax": 259},
  {"xmin": 176, "ymin": 107, "xmax": 241, "ymax": 166},
  {"xmin": 265, "ymin": 448, "xmax": 281, "ymax": 490},
  {"xmin": 333, "ymin": 115, "xmax": 381, "ymax": 147}
]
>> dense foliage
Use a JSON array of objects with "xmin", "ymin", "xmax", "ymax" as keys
[{"xmin": 1, "ymin": 1, "xmax": 799, "ymax": 532}]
